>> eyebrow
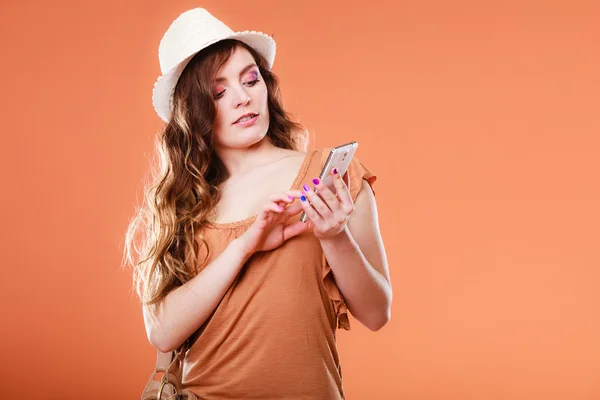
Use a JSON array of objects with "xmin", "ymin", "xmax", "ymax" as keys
[{"xmin": 214, "ymin": 63, "xmax": 257, "ymax": 83}]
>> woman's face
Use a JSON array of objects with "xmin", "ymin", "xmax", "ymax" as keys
[{"xmin": 211, "ymin": 45, "xmax": 269, "ymax": 150}]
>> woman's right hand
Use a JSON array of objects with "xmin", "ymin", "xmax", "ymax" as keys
[{"xmin": 238, "ymin": 190, "xmax": 310, "ymax": 257}]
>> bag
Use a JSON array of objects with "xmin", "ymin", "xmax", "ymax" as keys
[{"xmin": 141, "ymin": 332, "xmax": 202, "ymax": 400}]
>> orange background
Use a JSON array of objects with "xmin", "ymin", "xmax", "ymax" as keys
[{"xmin": 1, "ymin": 0, "xmax": 599, "ymax": 399}]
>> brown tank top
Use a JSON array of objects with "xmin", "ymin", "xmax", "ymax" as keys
[{"xmin": 182, "ymin": 147, "xmax": 377, "ymax": 399}]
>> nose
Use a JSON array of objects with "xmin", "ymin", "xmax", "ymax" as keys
[{"xmin": 233, "ymin": 86, "xmax": 251, "ymax": 108}]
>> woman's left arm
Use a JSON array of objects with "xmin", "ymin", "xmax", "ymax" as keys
[{"xmin": 300, "ymin": 172, "xmax": 392, "ymax": 331}]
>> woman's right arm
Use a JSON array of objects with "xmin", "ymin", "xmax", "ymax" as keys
[
  {"xmin": 143, "ymin": 190, "xmax": 306, "ymax": 353},
  {"xmin": 143, "ymin": 237, "xmax": 251, "ymax": 353}
]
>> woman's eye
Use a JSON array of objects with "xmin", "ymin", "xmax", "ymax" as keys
[{"xmin": 214, "ymin": 79, "xmax": 260, "ymax": 100}]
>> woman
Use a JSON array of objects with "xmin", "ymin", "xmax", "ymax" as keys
[{"xmin": 124, "ymin": 8, "xmax": 392, "ymax": 399}]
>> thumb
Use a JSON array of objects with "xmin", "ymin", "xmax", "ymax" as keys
[{"xmin": 282, "ymin": 220, "xmax": 310, "ymax": 241}]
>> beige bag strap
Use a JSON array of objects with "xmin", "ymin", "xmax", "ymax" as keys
[
  {"xmin": 156, "ymin": 350, "xmax": 176, "ymax": 371},
  {"xmin": 141, "ymin": 327, "xmax": 205, "ymax": 400},
  {"xmin": 141, "ymin": 347, "xmax": 184, "ymax": 400}
]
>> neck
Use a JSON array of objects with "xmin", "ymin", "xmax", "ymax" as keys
[{"xmin": 215, "ymin": 138, "xmax": 286, "ymax": 177}]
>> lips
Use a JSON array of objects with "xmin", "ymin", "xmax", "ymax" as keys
[{"xmin": 233, "ymin": 112, "xmax": 258, "ymax": 124}]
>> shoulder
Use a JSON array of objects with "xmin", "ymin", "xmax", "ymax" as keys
[
  {"xmin": 278, "ymin": 148, "xmax": 310, "ymax": 162},
  {"xmin": 313, "ymin": 147, "xmax": 376, "ymax": 202},
  {"xmin": 279, "ymin": 147, "xmax": 326, "ymax": 169}
]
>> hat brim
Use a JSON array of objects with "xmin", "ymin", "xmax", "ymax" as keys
[{"xmin": 152, "ymin": 31, "xmax": 276, "ymax": 122}]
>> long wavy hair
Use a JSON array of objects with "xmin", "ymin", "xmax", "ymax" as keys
[{"xmin": 122, "ymin": 39, "xmax": 309, "ymax": 322}]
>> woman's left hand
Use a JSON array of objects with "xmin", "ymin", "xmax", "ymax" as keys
[{"xmin": 300, "ymin": 168, "xmax": 354, "ymax": 241}]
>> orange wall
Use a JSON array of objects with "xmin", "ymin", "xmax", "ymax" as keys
[{"xmin": 1, "ymin": 0, "xmax": 599, "ymax": 398}]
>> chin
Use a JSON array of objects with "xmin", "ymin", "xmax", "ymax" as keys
[
  {"xmin": 243, "ymin": 123, "xmax": 268, "ymax": 139},
  {"xmin": 231, "ymin": 129, "xmax": 269, "ymax": 149}
]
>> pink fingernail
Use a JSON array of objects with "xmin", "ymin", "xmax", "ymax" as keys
[
  {"xmin": 288, "ymin": 195, "xmax": 294, "ymax": 200},
  {"xmin": 312, "ymin": 177, "xmax": 320, "ymax": 185}
]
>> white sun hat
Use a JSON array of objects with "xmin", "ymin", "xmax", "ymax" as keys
[{"xmin": 151, "ymin": 8, "xmax": 277, "ymax": 122}]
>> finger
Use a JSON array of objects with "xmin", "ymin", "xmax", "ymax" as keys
[
  {"xmin": 313, "ymin": 176, "xmax": 349, "ymax": 225},
  {"xmin": 302, "ymin": 181, "xmax": 333, "ymax": 220},
  {"xmin": 277, "ymin": 190, "xmax": 306, "ymax": 211},
  {"xmin": 269, "ymin": 192, "xmax": 298, "ymax": 204},
  {"xmin": 332, "ymin": 168, "xmax": 353, "ymax": 209},
  {"xmin": 312, "ymin": 178, "xmax": 342, "ymax": 213},
  {"xmin": 255, "ymin": 206, "xmax": 272, "ymax": 224},
  {"xmin": 282, "ymin": 220, "xmax": 311, "ymax": 241},
  {"xmin": 299, "ymin": 192, "xmax": 324, "ymax": 226},
  {"xmin": 263, "ymin": 203, "xmax": 285, "ymax": 213},
  {"xmin": 282, "ymin": 201, "xmax": 304, "ymax": 217},
  {"xmin": 285, "ymin": 189, "xmax": 305, "ymax": 199}
]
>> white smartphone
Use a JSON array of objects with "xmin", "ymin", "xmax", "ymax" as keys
[{"xmin": 300, "ymin": 141, "xmax": 358, "ymax": 223}]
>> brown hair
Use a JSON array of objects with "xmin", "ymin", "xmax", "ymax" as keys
[{"xmin": 122, "ymin": 39, "xmax": 309, "ymax": 322}]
